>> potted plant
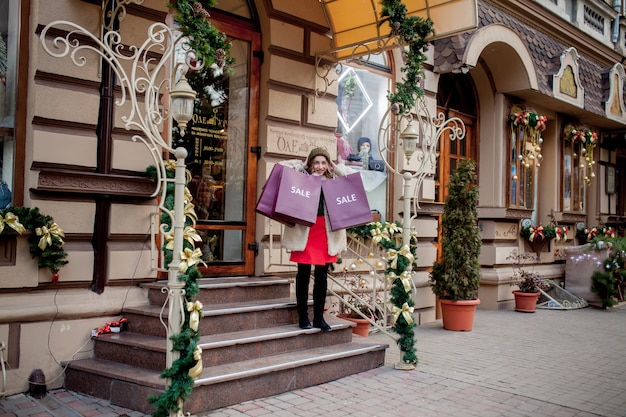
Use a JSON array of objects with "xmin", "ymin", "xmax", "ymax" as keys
[
  {"xmin": 429, "ymin": 159, "xmax": 481, "ymax": 331},
  {"xmin": 507, "ymin": 250, "xmax": 550, "ymax": 313}
]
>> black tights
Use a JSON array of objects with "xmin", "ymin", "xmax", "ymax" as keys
[{"xmin": 295, "ymin": 263, "xmax": 329, "ymax": 322}]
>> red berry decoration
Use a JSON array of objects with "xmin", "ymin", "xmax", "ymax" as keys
[{"xmin": 52, "ymin": 273, "xmax": 59, "ymax": 284}]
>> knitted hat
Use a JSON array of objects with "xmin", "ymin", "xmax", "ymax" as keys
[{"xmin": 306, "ymin": 147, "xmax": 332, "ymax": 166}]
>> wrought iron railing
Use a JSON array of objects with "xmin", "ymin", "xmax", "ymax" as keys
[{"xmin": 267, "ymin": 220, "xmax": 397, "ymax": 340}]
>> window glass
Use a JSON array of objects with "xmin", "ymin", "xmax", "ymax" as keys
[
  {"xmin": 0, "ymin": 0, "xmax": 17, "ymax": 209},
  {"xmin": 336, "ymin": 64, "xmax": 390, "ymax": 221},
  {"xmin": 509, "ymin": 124, "xmax": 535, "ymax": 209},
  {"xmin": 562, "ymin": 131, "xmax": 586, "ymax": 212}
]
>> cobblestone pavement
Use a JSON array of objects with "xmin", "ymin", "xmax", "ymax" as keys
[{"xmin": 2, "ymin": 305, "xmax": 625, "ymax": 417}]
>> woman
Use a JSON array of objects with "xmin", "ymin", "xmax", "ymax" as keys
[{"xmin": 281, "ymin": 147, "xmax": 353, "ymax": 331}]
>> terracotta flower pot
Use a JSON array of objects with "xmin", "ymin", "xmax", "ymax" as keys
[
  {"xmin": 337, "ymin": 314, "xmax": 372, "ymax": 337},
  {"xmin": 439, "ymin": 299, "xmax": 480, "ymax": 331},
  {"xmin": 513, "ymin": 290, "xmax": 540, "ymax": 313}
]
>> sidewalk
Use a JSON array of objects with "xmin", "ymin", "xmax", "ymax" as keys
[{"xmin": 2, "ymin": 305, "xmax": 625, "ymax": 417}]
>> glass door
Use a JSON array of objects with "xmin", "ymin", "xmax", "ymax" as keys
[{"xmin": 180, "ymin": 22, "xmax": 260, "ymax": 277}]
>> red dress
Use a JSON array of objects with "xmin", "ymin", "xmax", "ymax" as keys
[{"xmin": 289, "ymin": 215, "xmax": 337, "ymax": 265}]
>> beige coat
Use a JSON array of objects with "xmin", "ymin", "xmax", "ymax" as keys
[{"xmin": 279, "ymin": 159, "xmax": 355, "ymax": 256}]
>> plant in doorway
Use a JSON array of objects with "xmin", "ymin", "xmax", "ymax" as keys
[{"xmin": 429, "ymin": 159, "xmax": 481, "ymax": 330}]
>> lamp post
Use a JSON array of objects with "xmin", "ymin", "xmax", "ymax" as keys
[
  {"xmin": 41, "ymin": 20, "xmax": 199, "ymax": 417},
  {"xmin": 378, "ymin": 96, "xmax": 465, "ymax": 369}
]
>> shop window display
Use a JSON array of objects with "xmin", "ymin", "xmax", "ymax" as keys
[{"xmin": 336, "ymin": 62, "xmax": 390, "ymax": 221}]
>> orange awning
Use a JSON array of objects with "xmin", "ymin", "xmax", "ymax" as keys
[{"xmin": 320, "ymin": 0, "xmax": 477, "ymax": 59}]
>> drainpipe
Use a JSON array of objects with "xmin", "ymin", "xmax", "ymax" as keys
[{"xmin": 613, "ymin": 0, "xmax": 622, "ymax": 44}]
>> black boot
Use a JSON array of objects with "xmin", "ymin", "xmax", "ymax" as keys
[
  {"xmin": 296, "ymin": 264, "xmax": 312, "ymax": 329},
  {"xmin": 312, "ymin": 264, "xmax": 331, "ymax": 331}
]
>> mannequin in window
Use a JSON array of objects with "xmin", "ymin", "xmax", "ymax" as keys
[{"xmin": 347, "ymin": 137, "xmax": 384, "ymax": 171}]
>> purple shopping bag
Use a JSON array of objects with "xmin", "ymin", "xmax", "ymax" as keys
[
  {"xmin": 322, "ymin": 173, "xmax": 372, "ymax": 231},
  {"xmin": 274, "ymin": 168, "xmax": 322, "ymax": 226},
  {"xmin": 255, "ymin": 164, "xmax": 295, "ymax": 226}
]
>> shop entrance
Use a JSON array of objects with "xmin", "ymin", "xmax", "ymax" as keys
[{"xmin": 180, "ymin": 18, "xmax": 260, "ymax": 277}]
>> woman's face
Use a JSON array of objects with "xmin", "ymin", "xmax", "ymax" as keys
[
  {"xmin": 310, "ymin": 155, "xmax": 330, "ymax": 176},
  {"xmin": 359, "ymin": 142, "xmax": 371, "ymax": 153}
]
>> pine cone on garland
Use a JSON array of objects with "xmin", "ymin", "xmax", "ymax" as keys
[{"xmin": 192, "ymin": 2, "xmax": 210, "ymax": 19}]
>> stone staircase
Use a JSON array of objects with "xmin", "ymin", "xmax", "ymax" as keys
[{"xmin": 64, "ymin": 276, "xmax": 388, "ymax": 414}]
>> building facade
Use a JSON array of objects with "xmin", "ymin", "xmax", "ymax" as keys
[{"xmin": 0, "ymin": 0, "xmax": 624, "ymax": 397}]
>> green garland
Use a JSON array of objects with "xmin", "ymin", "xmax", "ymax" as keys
[
  {"xmin": 380, "ymin": 0, "xmax": 434, "ymax": 114},
  {"xmin": 146, "ymin": 164, "xmax": 203, "ymax": 417},
  {"xmin": 0, "ymin": 206, "xmax": 68, "ymax": 276},
  {"xmin": 169, "ymin": 1, "xmax": 233, "ymax": 71},
  {"xmin": 348, "ymin": 220, "xmax": 418, "ymax": 364}
]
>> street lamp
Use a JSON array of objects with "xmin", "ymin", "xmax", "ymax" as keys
[
  {"xmin": 399, "ymin": 122, "xmax": 419, "ymax": 163},
  {"xmin": 170, "ymin": 73, "xmax": 196, "ymax": 135},
  {"xmin": 40, "ymin": 20, "xmax": 199, "ymax": 417}
]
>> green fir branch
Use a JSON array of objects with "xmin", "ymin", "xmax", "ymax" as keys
[{"xmin": 380, "ymin": 0, "xmax": 434, "ymax": 113}]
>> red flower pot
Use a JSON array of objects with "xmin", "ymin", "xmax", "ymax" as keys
[
  {"xmin": 439, "ymin": 299, "xmax": 480, "ymax": 331},
  {"xmin": 337, "ymin": 314, "xmax": 372, "ymax": 337},
  {"xmin": 513, "ymin": 290, "xmax": 540, "ymax": 313}
]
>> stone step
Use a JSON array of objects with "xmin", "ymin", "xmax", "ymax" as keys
[
  {"xmin": 144, "ymin": 276, "xmax": 291, "ymax": 306},
  {"xmin": 122, "ymin": 297, "xmax": 299, "ymax": 337},
  {"xmin": 65, "ymin": 339, "xmax": 388, "ymax": 414},
  {"xmin": 93, "ymin": 318, "xmax": 355, "ymax": 371}
]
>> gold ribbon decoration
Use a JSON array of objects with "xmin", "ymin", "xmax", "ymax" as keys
[
  {"xmin": 385, "ymin": 221, "xmax": 402, "ymax": 235},
  {"xmin": 399, "ymin": 270, "xmax": 412, "ymax": 293},
  {"xmin": 184, "ymin": 202, "xmax": 198, "ymax": 225},
  {"xmin": 386, "ymin": 245, "xmax": 414, "ymax": 270},
  {"xmin": 186, "ymin": 300, "xmax": 204, "ymax": 332},
  {"xmin": 0, "ymin": 212, "xmax": 26, "ymax": 235},
  {"xmin": 36, "ymin": 222, "xmax": 65, "ymax": 250},
  {"xmin": 165, "ymin": 226, "xmax": 203, "ymax": 251},
  {"xmin": 187, "ymin": 345, "xmax": 203, "ymax": 379},
  {"xmin": 391, "ymin": 302, "xmax": 414, "ymax": 325},
  {"xmin": 179, "ymin": 247, "xmax": 206, "ymax": 273},
  {"xmin": 385, "ymin": 271, "xmax": 399, "ymax": 286},
  {"xmin": 184, "ymin": 186, "xmax": 194, "ymax": 204},
  {"xmin": 164, "ymin": 159, "xmax": 177, "ymax": 172},
  {"xmin": 370, "ymin": 227, "xmax": 385, "ymax": 244},
  {"xmin": 386, "ymin": 271, "xmax": 412, "ymax": 293}
]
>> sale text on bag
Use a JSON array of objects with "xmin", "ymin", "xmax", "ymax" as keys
[
  {"xmin": 336, "ymin": 194, "xmax": 357, "ymax": 204},
  {"xmin": 291, "ymin": 186, "xmax": 313, "ymax": 198}
]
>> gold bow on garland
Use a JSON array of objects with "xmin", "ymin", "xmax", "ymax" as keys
[
  {"xmin": 179, "ymin": 247, "xmax": 207, "ymax": 273},
  {"xmin": 36, "ymin": 222, "xmax": 65, "ymax": 250},
  {"xmin": 187, "ymin": 345, "xmax": 204, "ymax": 379},
  {"xmin": 186, "ymin": 300, "xmax": 204, "ymax": 332},
  {"xmin": 0, "ymin": 207, "xmax": 68, "ymax": 276},
  {"xmin": 386, "ymin": 245, "xmax": 414, "ymax": 270},
  {"xmin": 386, "ymin": 271, "xmax": 413, "ymax": 293},
  {"xmin": 391, "ymin": 302, "xmax": 415, "ymax": 325}
]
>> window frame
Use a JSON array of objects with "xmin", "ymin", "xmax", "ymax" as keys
[
  {"xmin": 508, "ymin": 123, "xmax": 536, "ymax": 210},
  {"xmin": 0, "ymin": 0, "xmax": 28, "ymax": 208},
  {"xmin": 562, "ymin": 129, "xmax": 587, "ymax": 213}
]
